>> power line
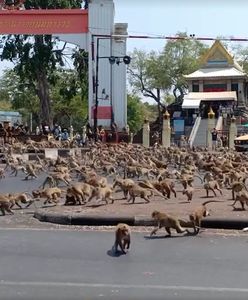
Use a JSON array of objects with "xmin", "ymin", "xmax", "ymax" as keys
[{"xmin": 92, "ymin": 33, "xmax": 248, "ymax": 42}]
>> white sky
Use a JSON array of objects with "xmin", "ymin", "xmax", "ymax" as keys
[
  {"xmin": 114, "ymin": 0, "xmax": 248, "ymax": 52},
  {"xmin": 1, "ymin": 0, "xmax": 248, "ymax": 75}
]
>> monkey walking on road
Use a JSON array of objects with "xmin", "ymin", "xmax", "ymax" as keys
[
  {"xmin": 114, "ymin": 223, "xmax": 131, "ymax": 254},
  {"xmin": 150, "ymin": 210, "xmax": 190, "ymax": 237}
]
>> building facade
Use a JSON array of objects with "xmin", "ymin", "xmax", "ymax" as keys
[
  {"xmin": 56, "ymin": 0, "xmax": 128, "ymax": 130},
  {"xmin": 183, "ymin": 40, "xmax": 248, "ymax": 117}
]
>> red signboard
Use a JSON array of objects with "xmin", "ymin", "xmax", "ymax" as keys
[
  {"xmin": 203, "ymin": 88, "xmax": 227, "ymax": 92},
  {"xmin": 91, "ymin": 106, "xmax": 112, "ymax": 119},
  {"xmin": 0, "ymin": 9, "xmax": 88, "ymax": 34}
]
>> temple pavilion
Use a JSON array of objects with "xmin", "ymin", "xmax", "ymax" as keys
[{"xmin": 182, "ymin": 40, "xmax": 248, "ymax": 120}]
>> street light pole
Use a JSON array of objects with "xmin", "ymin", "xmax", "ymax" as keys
[
  {"xmin": 92, "ymin": 35, "xmax": 131, "ymax": 141},
  {"xmin": 93, "ymin": 37, "xmax": 100, "ymax": 141}
]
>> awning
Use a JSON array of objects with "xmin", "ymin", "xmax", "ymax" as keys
[
  {"xmin": 182, "ymin": 98, "xmax": 201, "ymax": 109},
  {"xmin": 185, "ymin": 91, "xmax": 237, "ymax": 101},
  {"xmin": 235, "ymin": 134, "xmax": 248, "ymax": 141}
]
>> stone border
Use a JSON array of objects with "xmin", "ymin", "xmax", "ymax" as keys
[{"xmin": 34, "ymin": 210, "xmax": 248, "ymax": 230}]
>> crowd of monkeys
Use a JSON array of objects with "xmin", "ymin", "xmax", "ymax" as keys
[{"xmin": 1, "ymin": 140, "xmax": 248, "ymax": 254}]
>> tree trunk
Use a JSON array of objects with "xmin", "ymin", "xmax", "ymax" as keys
[
  {"xmin": 36, "ymin": 69, "xmax": 53, "ymax": 127},
  {"xmin": 34, "ymin": 35, "xmax": 53, "ymax": 127}
]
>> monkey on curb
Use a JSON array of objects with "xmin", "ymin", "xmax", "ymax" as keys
[
  {"xmin": 232, "ymin": 190, "xmax": 248, "ymax": 210},
  {"xmin": 189, "ymin": 200, "xmax": 224, "ymax": 234},
  {"xmin": 231, "ymin": 181, "xmax": 248, "ymax": 200},
  {"xmin": 150, "ymin": 210, "xmax": 189, "ymax": 237},
  {"xmin": 114, "ymin": 223, "xmax": 131, "ymax": 254},
  {"xmin": 0, "ymin": 195, "xmax": 14, "ymax": 216}
]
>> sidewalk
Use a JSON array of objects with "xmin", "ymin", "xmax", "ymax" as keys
[{"xmin": 34, "ymin": 187, "xmax": 248, "ymax": 230}]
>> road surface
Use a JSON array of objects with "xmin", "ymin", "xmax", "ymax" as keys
[{"xmin": 0, "ymin": 228, "xmax": 248, "ymax": 300}]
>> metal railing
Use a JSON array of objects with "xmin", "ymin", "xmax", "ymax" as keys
[{"xmin": 188, "ymin": 116, "xmax": 201, "ymax": 149}]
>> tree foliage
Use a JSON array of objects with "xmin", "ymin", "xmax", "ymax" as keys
[
  {"xmin": 128, "ymin": 32, "xmax": 209, "ymax": 117},
  {"xmin": 127, "ymin": 94, "xmax": 153, "ymax": 133},
  {"xmin": 0, "ymin": 68, "xmax": 88, "ymax": 131},
  {"xmin": 0, "ymin": 0, "xmax": 87, "ymax": 126}
]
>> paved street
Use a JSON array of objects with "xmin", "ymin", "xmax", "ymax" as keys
[{"xmin": 1, "ymin": 229, "xmax": 248, "ymax": 300}]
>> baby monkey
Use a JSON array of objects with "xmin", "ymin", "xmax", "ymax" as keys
[{"xmin": 114, "ymin": 223, "xmax": 131, "ymax": 254}]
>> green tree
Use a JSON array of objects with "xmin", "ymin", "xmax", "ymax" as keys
[
  {"xmin": 128, "ymin": 49, "xmax": 168, "ymax": 122},
  {"xmin": 0, "ymin": 69, "xmax": 39, "ymax": 125},
  {"xmin": 0, "ymin": 0, "xmax": 86, "ymax": 127},
  {"xmin": 161, "ymin": 32, "xmax": 208, "ymax": 104},
  {"xmin": 127, "ymin": 94, "xmax": 150, "ymax": 133},
  {"xmin": 51, "ymin": 68, "xmax": 88, "ymax": 131},
  {"xmin": 0, "ymin": 67, "xmax": 88, "ymax": 131},
  {"xmin": 128, "ymin": 33, "xmax": 208, "ymax": 122}
]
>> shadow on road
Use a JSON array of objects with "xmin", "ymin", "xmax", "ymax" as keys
[
  {"xmin": 107, "ymin": 246, "xmax": 127, "ymax": 257},
  {"xmin": 144, "ymin": 231, "xmax": 198, "ymax": 240}
]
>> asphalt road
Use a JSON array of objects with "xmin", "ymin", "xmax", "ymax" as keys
[{"xmin": 0, "ymin": 229, "xmax": 248, "ymax": 300}]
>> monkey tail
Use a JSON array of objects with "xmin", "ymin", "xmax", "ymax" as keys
[
  {"xmin": 194, "ymin": 174, "xmax": 203, "ymax": 183},
  {"xmin": 201, "ymin": 200, "xmax": 225, "ymax": 206}
]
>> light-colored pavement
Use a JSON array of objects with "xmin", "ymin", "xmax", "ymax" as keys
[
  {"xmin": 0, "ymin": 165, "xmax": 248, "ymax": 230},
  {"xmin": 1, "ymin": 228, "xmax": 248, "ymax": 300}
]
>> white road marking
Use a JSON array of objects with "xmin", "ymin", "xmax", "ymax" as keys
[{"xmin": 0, "ymin": 281, "xmax": 248, "ymax": 293}]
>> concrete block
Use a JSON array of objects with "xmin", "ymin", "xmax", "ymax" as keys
[
  {"xmin": 28, "ymin": 153, "xmax": 45, "ymax": 161},
  {"xmin": 44, "ymin": 148, "xmax": 58, "ymax": 159}
]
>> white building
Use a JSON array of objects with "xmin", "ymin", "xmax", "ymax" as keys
[{"xmin": 56, "ymin": 0, "xmax": 128, "ymax": 130}]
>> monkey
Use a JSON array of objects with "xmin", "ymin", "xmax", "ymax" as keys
[
  {"xmin": 0, "ymin": 195, "xmax": 14, "ymax": 216},
  {"xmin": 66, "ymin": 182, "xmax": 94, "ymax": 204},
  {"xmin": 0, "ymin": 167, "xmax": 5, "ymax": 179},
  {"xmin": 53, "ymin": 165, "xmax": 70, "ymax": 174},
  {"xmin": 152, "ymin": 179, "xmax": 176, "ymax": 199},
  {"xmin": 231, "ymin": 181, "xmax": 248, "ymax": 200},
  {"xmin": 8, "ymin": 192, "xmax": 33, "ymax": 209},
  {"xmin": 176, "ymin": 173, "xmax": 203, "ymax": 189},
  {"xmin": 32, "ymin": 187, "xmax": 62, "ymax": 205},
  {"xmin": 189, "ymin": 200, "xmax": 224, "ymax": 234},
  {"xmin": 203, "ymin": 180, "xmax": 223, "ymax": 197},
  {"xmin": 203, "ymin": 171, "xmax": 214, "ymax": 183},
  {"xmin": 136, "ymin": 166, "xmax": 154, "ymax": 179},
  {"xmin": 8, "ymin": 163, "xmax": 27, "ymax": 177},
  {"xmin": 88, "ymin": 185, "xmax": 114, "ymax": 204},
  {"xmin": 112, "ymin": 177, "xmax": 135, "ymax": 199},
  {"xmin": 150, "ymin": 210, "xmax": 189, "ymax": 237},
  {"xmin": 182, "ymin": 186, "xmax": 194, "ymax": 202},
  {"xmin": 137, "ymin": 180, "xmax": 169, "ymax": 200},
  {"xmin": 85, "ymin": 175, "xmax": 108, "ymax": 188},
  {"xmin": 126, "ymin": 166, "xmax": 138, "ymax": 178},
  {"xmin": 114, "ymin": 223, "xmax": 131, "ymax": 254},
  {"xmin": 24, "ymin": 163, "xmax": 38, "ymax": 180},
  {"xmin": 102, "ymin": 164, "xmax": 116, "ymax": 176},
  {"xmin": 127, "ymin": 184, "xmax": 152, "ymax": 204},
  {"xmin": 232, "ymin": 190, "xmax": 248, "ymax": 210},
  {"xmin": 32, "ymin": 163, "xmax": 46, "ymax": 174},
  {"xmin": 50, "ymin": 172, "xmax": 71, "ymax": 186},
  {"xmin": 64, "ymin": 192, "xmax": 79, "ymax": 206},
  {"xmin": 39, "ymin": 175, "xmax": 56, "ymax": 189}
]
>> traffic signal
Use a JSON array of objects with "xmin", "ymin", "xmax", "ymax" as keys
[
  {"xmin": 108, "ymin": 56, "xmax": 116, "ymax": 65},
  {"xmin": 123, "ymin": 55, "xmax": 131, "ymax": 65}
]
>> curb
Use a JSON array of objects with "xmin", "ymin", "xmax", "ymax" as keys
[
  {"xmin": 34, "ymin": 210, "xmax": 135, "ymax": 226},
  {"xmin": 202, "ymin": 218, "xmax": 248, "ymax": 230},
  {"xmin": 34, "ymin": 210, "xmax": 248, "ymax": 230}
]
